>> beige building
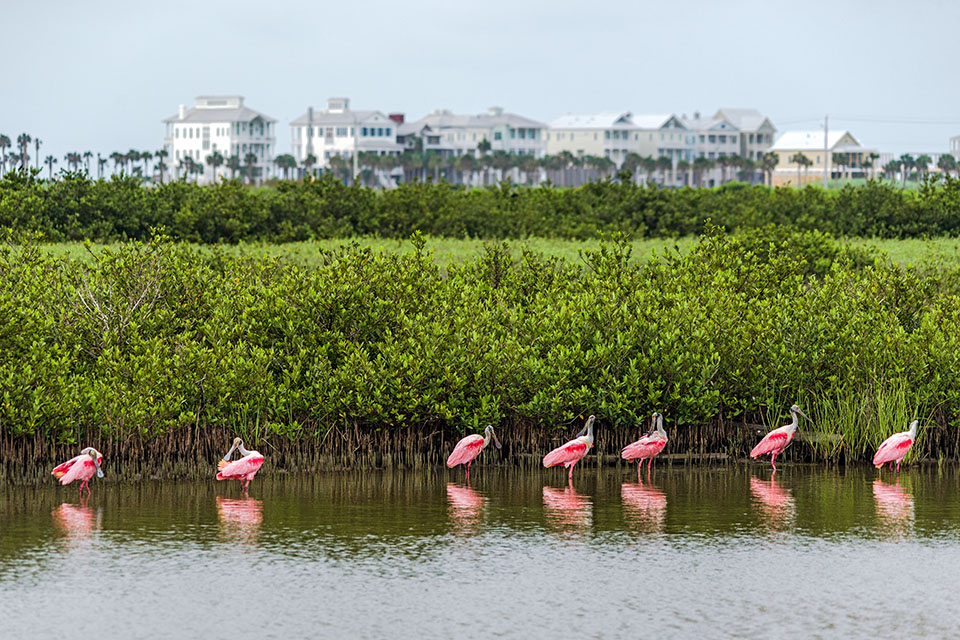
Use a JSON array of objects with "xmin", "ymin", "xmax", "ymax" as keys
[
  {"xmin": 546, "ymin": 112, "xmax": 642, "ymax": 166},
  {"xmin": 770, "ymin": 130, "xmax": 876, "ymax": 186}
]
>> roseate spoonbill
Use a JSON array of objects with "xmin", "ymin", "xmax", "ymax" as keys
[
  {"xmin": 446, "ymin": 425, "xmax": 501, "ymax": 475},
  {"xmin": 51, "ymin": 447, "xmax": 105, "ymax": 495},
  {"xmin": 543, "ymin": 415, "xmax": 595, "ymax": 480},
  {"xmin": 872, "ymin": 420, "xmax": 918, "ymax": 475},
  {"xmin": 216, "ymin": 438, "xmax": 265, "ymax": 492},
  {"xmin": 750, "ymin": 404, "xmax": 810, "ymax": 472},
  {"xmin": 621, "ymin": 412, "xmax": 668, "ymax": 479}
]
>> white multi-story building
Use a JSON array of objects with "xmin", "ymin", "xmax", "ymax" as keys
[
  {"xmin": 632, "ymin": 114, "xmax": 694, "ymax": 164},
  {"xmin": 402, "ymin": 107, "xmax": 547, "ymax": 157},
  {"xmin": 949, "ymin": 135, "xmax": 960, "ymax": 157},
  {"xmin": 546, "ymin": 112, "xmax": 642, "ymax": 165},
  {"xmin": 162, "ymin": 95, "xmax": 276, "ymax": 183},
  {"xmin": 290, "ymin": 98, "xmax": 402, "ymax": 171},
  {"xmin": 683, "ymin": 108, "xmax": 776, "ymax": 162}
]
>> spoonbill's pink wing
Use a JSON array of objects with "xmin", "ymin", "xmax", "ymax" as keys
[
  {"xmin": 217, "ymin": 454, "xmax": 265, "ymax": 480},
  {"xmin": 750, "ymin": 430, "xmax": 790, "ymax": 458},
  {"xmin": 543, "ymin": 439, "xmax": 588, "ymax": 468},
  {"xmin": 446, "ymin": 434, "xmax": 484, "ymax": 467},
  {"xmin": 873, "ymin": 433, "xmax": 913, "ymax": 467},
  {"xmin": 621, "ymin": 436, "xmax": 667, "ymax": 461},
  {"xmin": 59, "ymin": 457, "xmax": 97, "ymax": 485},
  {"xmin": 52, "ymin": 454, "xmax": 84, "ymax": 479}
]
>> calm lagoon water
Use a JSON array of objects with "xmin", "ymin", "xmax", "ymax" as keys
[{"xmin": 3, "ymin": 466, "xmax": 960, "ymax": 638}]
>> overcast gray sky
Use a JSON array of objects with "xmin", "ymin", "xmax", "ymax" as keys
[{"xmin": 4, "ymin": 0, "xmax": 959, "ymax": 167}]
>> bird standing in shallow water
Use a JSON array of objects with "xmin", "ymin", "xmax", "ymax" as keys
[
  {"xmin": 750, "ymin": 404, "xmax": 811, "ymax": 472},
  {"xmin": 543, "ymin": 415, "xmax": 596, "ymax": 480},
  {"xmin": 217, "ymin": 438, "xmax": 265, "ymax": 492},
  {"xmin": 51, "ymin": 447, "xmax": 105, "ymax": 495},
  {"xmin": 446, "ymin": 425, "xmax": 501, "ymax": 476},
  {"xmin": 872, "ymin": 420, "xmax": 918, "ymax": 476},
  {"xmin": 621, "ymin": 412, "xmax": 668, "ymax": 480}
]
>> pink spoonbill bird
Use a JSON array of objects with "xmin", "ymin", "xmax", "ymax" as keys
[
  {"xmin": 621, "ymin": 412, "xmax": 668, "ymax": 479},
  {"xmin": 872, "ymin": 420, "xmax": 918, "ymax": 476},
  {"xmin": 216, "ymin": 438, "xmax": 265, "ymax": 492},
  {"xmin": 750, "ymin": 404, "xmax": 811, "ymax": 472},
  {"xmin": 446, "ymin": 425, "xmax": 501, "ymax": 476},
  {"xmin": 543, "ymin": 415, "xmax": 596, "ymax": 480},
  {"xmin": 51, "ymin": 447, "xmax": 105, "ymax": 495}
]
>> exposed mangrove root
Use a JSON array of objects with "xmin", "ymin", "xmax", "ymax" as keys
[{"xmin": 4, "ymin": 414, "xmax": 955, "ymax": 485}]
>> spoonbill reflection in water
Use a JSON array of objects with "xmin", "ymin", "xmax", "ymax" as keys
[
  {"xmin": 873, "ymin": 420, "xmax": 918, "ymax": 476},
  {"xmin": 217, "ymin": 438, "xmax": 265, "ymax": 492},
  {"xmin": 872, "ymin": 478, "xmax": 914, "ymax": 534},
  {"xmin": 621, "ymin": 481, "xmax": 667, "ymax": 532},
  {"xmin": 446, "ymin": 425, "xmax": 501, "ymax": 476},
  {"xmin": 543, "ymin": 415, "xmax": 595, "ymax": 481},
  {"xmin": 446, "ymin": 483, "xmax": 485, "ymax": 532},
  {"xmin": 543, "ymin": 482, "xmax": 592, "ymax": 529},
  {"xmin": 217, "ymin": 496, "xmax": 263, "ymax": 544},
  {"xmin": 51, "ymin": 447, "xmax": 105, "ymax": 495},
  {"xmin": 750, "ymin": 404, "xmax": 811, "ymax": 472},
  {"xmin": 750, "ymin": 475, "xmax": 795, "ymax": 530},
  {"xmin": 621, "ymin": 412, "xmax": 668, "ymax": 480}
]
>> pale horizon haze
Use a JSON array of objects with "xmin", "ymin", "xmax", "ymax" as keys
[{"xmin": 3, "ymin": 0, "xmax": 960, "ymax": 169}]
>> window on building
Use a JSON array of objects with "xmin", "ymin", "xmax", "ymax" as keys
[
  {"xmin": 386, "ymin": 128, "xmax": 392, "ymax": 137},
  {"xmin": 494, "ymin": 132, "xmax": 502, "ymax": 140},
  {"xmin": 361, "ymin": 127, "xmax": 368, "ymax": 136},
  {"xmin": 749, "ymin": 134, "xmax": 755, "ymax": 143},
  {"xmin": 605, "ymin": 131, "xmax": 610, "ymax": 140},
  {"xmin": 718, "ymin": 135, "xmax": 726, "ymax": 143},
  {"xmin": 699, "ymin": 135, "xmax": 705, "ymax": 143},
  {"xmin": 708, "ymin": 152, "xmax": 715, "ymax": 159},
  {"xmin": 518, "ymin": 129, "xmax": 526, "ymax": 139},
  {"xmin": 708, "ymin": 135, "xmax": 716, "ymax": 143},
  {"xmin": 175, "ymin": 128, "xmax": 180, "ymax": 138}
]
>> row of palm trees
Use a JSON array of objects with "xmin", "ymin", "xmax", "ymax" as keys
[
  {"xmin": 881, "ymin": 153, "xmax": 960, "ymax": 187},
  {"xmin": 272, "ymin": 148, "xmax": 782, "ymax": 189},
  {"xmin": 0, "ymin": 134, "xmax": 273, "ymax": 186}
]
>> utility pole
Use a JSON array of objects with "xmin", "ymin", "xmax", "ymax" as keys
[
  {"xmin": 823, "ymin": 115, "xmax": 829, "ymax": 188},
  {"xmin": 352, "ymin": 116, "xmax": 359, "ymax": 185}
]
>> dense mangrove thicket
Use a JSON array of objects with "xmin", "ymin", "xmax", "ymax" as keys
[
  {"xmin": 4, "ymin": 170, "xmax": 960, "ymax": 243},
  {"xmin": 3, "ymin": 226, "xmax": 960, "ymax": 473}
]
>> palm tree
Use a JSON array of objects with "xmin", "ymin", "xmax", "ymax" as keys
[
  {"xmin": 206, "ymin": 150, "xmax": 225, "ymax": 182},
  {"xmin": 109, "ymin": 152, "xmax": 123, "ymax": 175},
  {"xmin": 882, "ymin": 160, "xmax": 900, "ymax": 181},
  {"xmin": 898, "ymin": 154, "xmax": 915, "ymax": 187},
  {"xmin": 737, "ymin": 157, "xmax": 757, "ymax": 183},
  {"xmin": 16, "ymin": 133, "xmax": 31, "ymax": 172},
  {"xmin": 915, "ymin": 154, "xmax": 932, "ymax": 182},
  {"xmin": 329, "ymin": 155, "xmax": 349, "ymax": 183},
  {"xmin": 82, "ymin": 151, "xmax": 93, "ymax": 175},
  {"xmin": 140, "ymin": 151, "xmax": 153, "ymax": 180},
  {"xmin": 868, "ymin": 152, "xmax": 880, "ymax": 179},
  {"xmin": 44, "ymin": 155, "xmax": 57, "ymax": 178},
  {"xmin": 519, "ymin": 154, "xmax": 539, "ymax": 186},
  {"xmin": 191, "ymin": 159, "xmax": 204, "ymax": 183},
  {"xmin": 243, "ymin": 152, "xmax": 259, "ymax": 185},
  {"xmin": 761, "ymin": 152, "xmax": 779, "ymax": 187},
  {"xmin": 97, "ymin": 153, "xmax": 107, "ymax": 179},
  {"xmin": 155, "ymin": 150, "xmax": 168, "ymax": 183},
  {"xmin": 0, "ymin": 134, "xmax": 10, "ymax": 174},
  {"xmin": 477, "ymin": 137, "xmax": 492, "ymax": 156},
  {"xmin": 676, "ymin": 159, "xmax": 691, "ymax": 186},
  {"xmin": 692, "ymin": 157, "xmax": 711, "ymax": 187},
  {"xmin": 656, "ymin": 156, "xmax": 672, "ymax": 186},
  {"xmin": 64, "ymin": 152, "xmax": 82, "ymax": 171},
  {"xmin": 126, "ymin": 150, "xmax": 140, "ymax": 175},
  {"xmin": 226, "ymin": 154, "xmax": 242, "ymax": 180},
  {"xmin": 455, "ymin": 153, "xmax": 477, "ymax": 186},
  {"xmin": 34, "ymin": 138, "xmax": 42, "ymax": 170},
  {"xmin": 273, "ymin": 153, "xmax": 296, "ymax": 180},
  {"xmin": 303, "ymin": 153, "xmax": 317, "ymax": 179},
  {"xmin": 938, "ymin": 153, "xmax": 957, "ymax": 178},
  {"xmin": 791, "ymin": 153, "xmax": 812, "ymax": 185}
]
